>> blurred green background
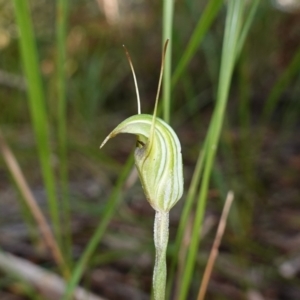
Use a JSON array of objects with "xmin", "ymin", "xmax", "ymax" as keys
[{"xmin": 0, "ymin": 0, "xmax": 300, "ymax": 299}]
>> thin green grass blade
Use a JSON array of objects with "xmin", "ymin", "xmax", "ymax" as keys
[
  {"xmin": 167, "ymin": 1, "xmax": 259, "ymax": 295},
  {"xmin": 236, "ymin": 0, "xmax": 260, "ymax": 58},
  {"xmin": 251, "ymin": 44, "xmax": 300, "ymax": 161},
  {"xmin": 168, "ymin": 0, "xmax": 258, "ymax": 296},
  {"xmin": 217, "ymin": 120, "xmax": 245, "ymax": 232},
  {"xmin": 166, "ymin": 3, "xmax": 234, "ymax": 291},
  {"xmin": 56, "ymin": 0, "xmax": 72, "ymax": 266},
  {"xmin": 262, "ymin": 45, "xmax": 300, "ymax": 122},
  {"xmin": 162, "ymin": 0, "xmax": 174, "ymax": 123},
  {"xmin": 202, "ymin": 32, "xmax": 220, "ymax": 93},
  {"xmin": 281, "ymin": 73, "xmax": 300, "ymax": 133},
  {"xmin": 172, "ymin": 0, "xmax": 223, "ymax": 88},
  {"xmin": 13, "ymin": 0, "xmax": 61, "ymax": 247},
  {"xmin": 216, "ymin": 0, "xmax": 260, "ymax": 232},
  {"xmin": 63, "ymin": 154, "xmax": 134, "ymax": 300},
  {"xmin": 177, "ymin": 2, "xmax": 245, "ymax": 298},
  {"xmin": 237, "ymin": 52, "xmax": 259, "ymax": 193}
]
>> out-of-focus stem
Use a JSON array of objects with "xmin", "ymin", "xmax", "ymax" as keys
[{"xmin": 153, "ymin": 210, "xmax": 169, "ymax": 300}]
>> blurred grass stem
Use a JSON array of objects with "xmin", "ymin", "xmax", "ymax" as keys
[
  {"xmin": 13, "ymin": 0, "xmax": 62, "ymax": 248},
  {"xmin": 56, "ymin": 0, "xmax": 72, "ymax": 265},
  {"xmin": 177, "ymin": 1, "xmax": 244, "ymax": 298},
  {"xmin": 172, "ymin": 0, "xmax": 223, "ymax": 87},
  {"xmin": 162, "ymin": 0, "xmax": 174, "ymax": 123}
]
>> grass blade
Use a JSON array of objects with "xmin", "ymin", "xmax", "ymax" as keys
[
  {"xmin": 13, "ymin": 0, "xmax": 62, "ymax": 249},
  {"xmin": 172, "ymin": 0, "xmax": 223, "ymax": 88},
  {"xmin": 262, "ymin": 46, "xmax": 300, "ymax": 122},
  {"xmin": 56, "ymin": 0, "xmax": 72, "ymax": 265},
  {"xmin": 177, "ymin": 1, "xmax": 244, "ymax": 298},
  {"xmin": 63, "ymin": 154, "xmax": 134, "ymax": 300},
  {"xmin": 236, "ymin": 0, "xmax": 260, "ymax": 58},
  {"xmin": 162, "ymin": 0, "xmax": 174, "ymax": 123}
]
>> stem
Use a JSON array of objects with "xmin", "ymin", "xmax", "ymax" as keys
[
  {"xmin": 162, "ymin": 0, "xmax": 174, "ymax": 123},
  {"xmin": 153, "ymin": 211, "xmax": 169, "ymax": 300}
]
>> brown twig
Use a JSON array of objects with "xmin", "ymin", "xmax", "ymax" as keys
[
  {"xmin": 197, "ymin": 191, "xmax": 234, "ymax": 300},
  {"xmin": 0, "ymin": 129, "xmax": 69, "ymax": 278}
]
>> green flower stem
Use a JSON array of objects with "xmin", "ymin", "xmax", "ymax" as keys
[{"xmin": 153, "ymin": 210, "xmax": 169, "ymax": 300}]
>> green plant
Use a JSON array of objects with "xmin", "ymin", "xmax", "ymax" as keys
[
  {"xmin": 12, "ymin": 0, "xmax": 64, "ymax": 264},
  {"xmin": 56, "ymin": 0, "xmax": 72, "ymax": 264},
  {"xmin": 176, "ymin": 1, "xmax": 250, "ymax": 299},
  {"xmin": 100, "ymin": 41, "xmax": 184, "ymax": 299},
  {"xmin": 7, "ymin": 1, "xmax": 286, "ymax": 299}
]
